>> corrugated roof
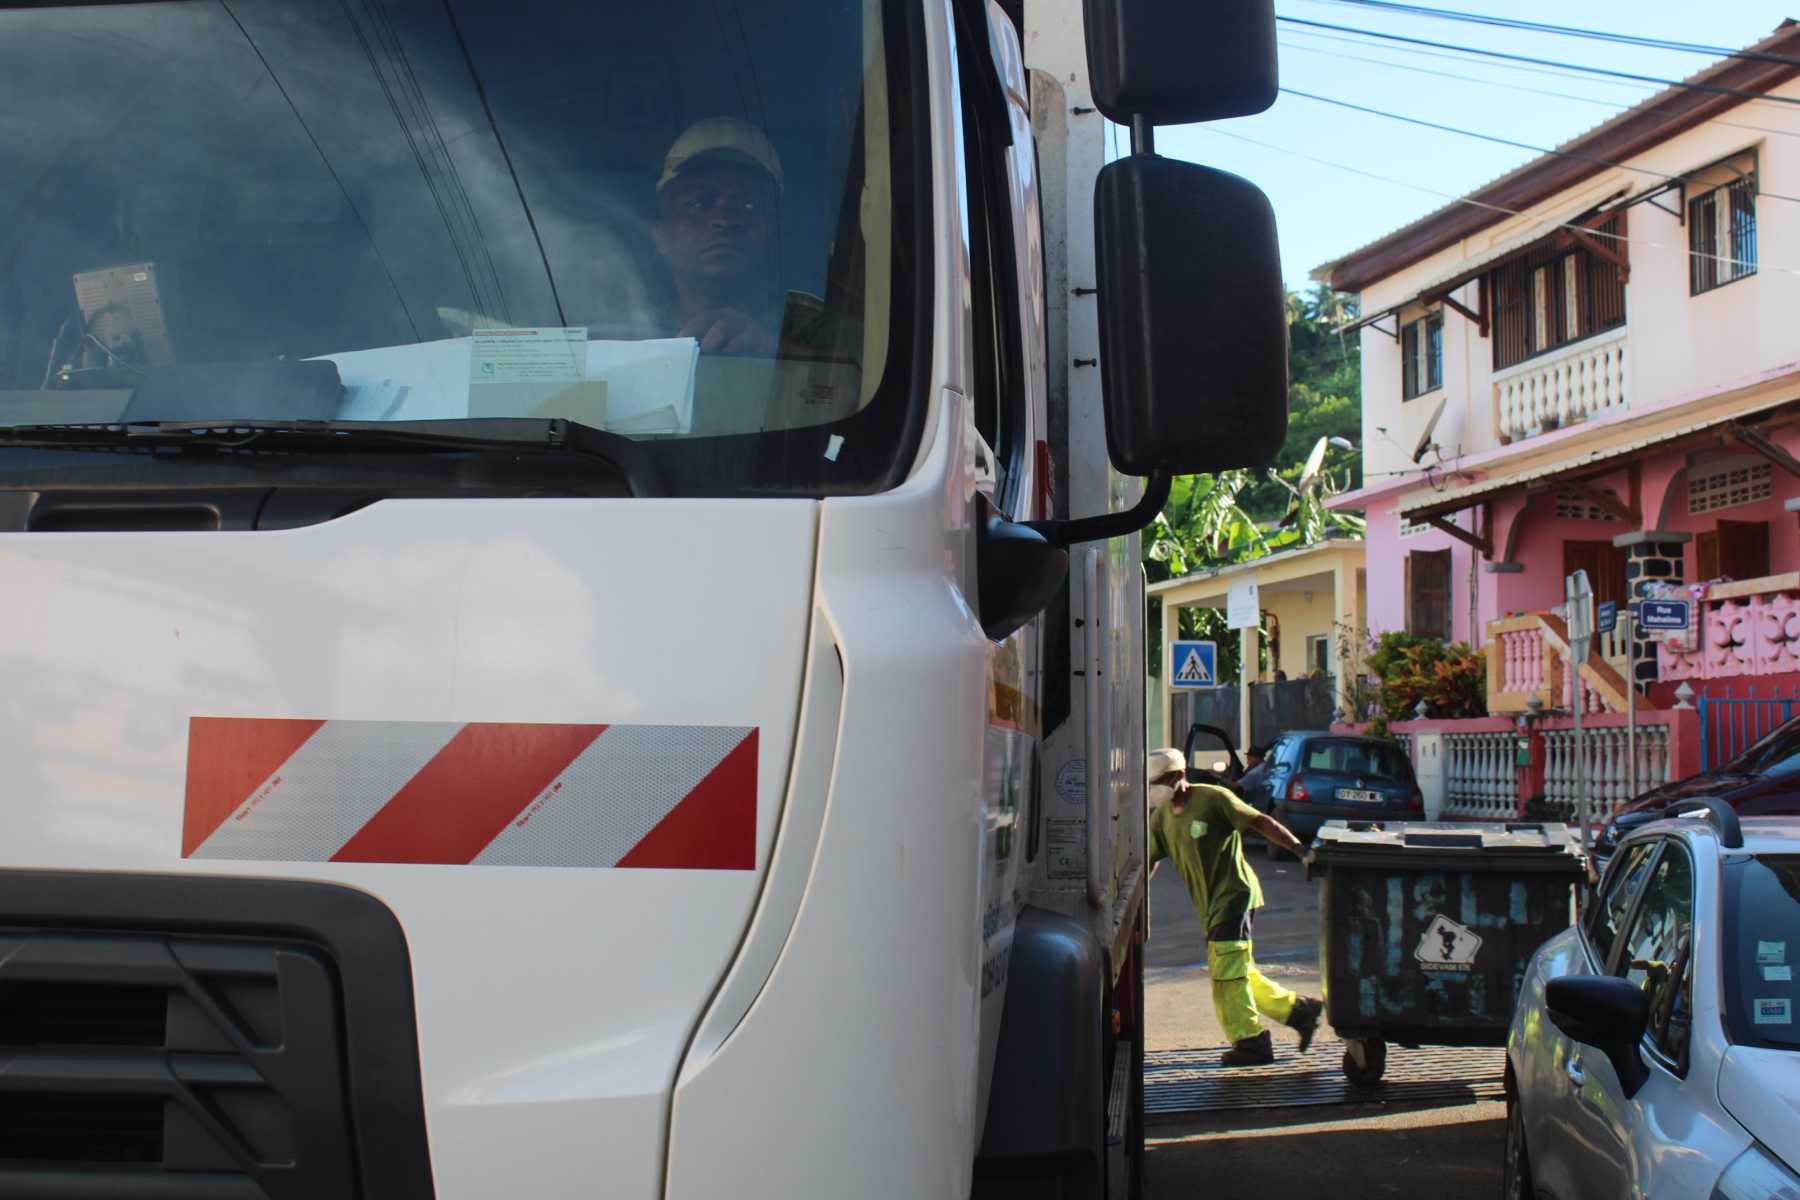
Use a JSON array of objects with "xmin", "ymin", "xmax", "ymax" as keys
[
  {"xmin": 1396, "ymin": 396, "xmax": 1799, "ymax": 520},
  {"xmin": 1312, "ymin": 21, "xmax": 1800, "ymax": 292}
]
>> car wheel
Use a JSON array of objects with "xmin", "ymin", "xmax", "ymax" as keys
[{"xmin": 1501, "ymin": 1082, "xmax": 1533, "ymax": 1200}]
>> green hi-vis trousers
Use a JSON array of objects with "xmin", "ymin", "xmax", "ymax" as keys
[{"xmin": 1208, "ymin": 939, "xmax": 1298, "ymax": 1044}]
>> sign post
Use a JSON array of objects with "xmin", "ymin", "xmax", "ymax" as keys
[
  {"xmin": 1625, "ymin": 608, "xmax": 1638, "ymax": 799},
  {"xmin": 1565, "ymin": 570, "xmax": 1595, "ymax": 859}
]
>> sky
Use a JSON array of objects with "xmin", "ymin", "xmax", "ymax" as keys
[{"xmin": 1148, "ymin": 0, "xmax": 1800, "ymax": 292}]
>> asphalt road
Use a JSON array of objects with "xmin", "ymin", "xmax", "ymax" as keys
[{"xmin": 1142, "ymin": 847, "xmax": 1506, "ymax": 1200}]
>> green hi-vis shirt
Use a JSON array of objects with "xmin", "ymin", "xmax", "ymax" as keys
[{"xmin": 1148, "ymin": 783, "xmax": 1265, "ymax": 933}]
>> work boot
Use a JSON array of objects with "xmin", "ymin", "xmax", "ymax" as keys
[
  {"xmin": 1287, "ymin": 997, "xmax": 1325, "ymax": 1054},
  {"xmin": 1220, "ymin": 1030, "xmax": 1274, "ymax": 1067}
]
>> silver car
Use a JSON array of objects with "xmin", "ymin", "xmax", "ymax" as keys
[{"xmin": 1504, "ymin": 809, "xmax": 1800, "ymax": 1200}]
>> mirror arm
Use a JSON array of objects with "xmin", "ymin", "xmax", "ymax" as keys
[
  {"xmin": 1026, "ymin": 469, "xmax": 1171, "ymax": 548},
  {"xmin": 1131, "ymin": 114, "xmax": 1155, "ymax": 156}
]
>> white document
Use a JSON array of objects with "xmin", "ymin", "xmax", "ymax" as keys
[
  {"xmin": 587, "ymin": 338, "xmax": 699, "ymax": 435},
  {"xmin": 317, "ymin": 334, "xmax": 699, "ymax": 433},
  {"xmin": 470, "ymin": 327, "xmax": 585, "ymax": 384}
]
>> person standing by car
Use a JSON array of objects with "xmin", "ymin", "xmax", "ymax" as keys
[{"xmin": 1148, "ymin": 748, "xmax": 1325, "ymax": 1066}]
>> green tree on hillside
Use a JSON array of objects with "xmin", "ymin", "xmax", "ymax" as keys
[{"xmin": 1144, "ymin": 284, "xmax": 1365, "ymax": 685}]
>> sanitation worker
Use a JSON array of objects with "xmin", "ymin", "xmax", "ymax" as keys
[{"xmin": 1147, "ymin": 747, "xmax": 1325, "ymax": 1066}]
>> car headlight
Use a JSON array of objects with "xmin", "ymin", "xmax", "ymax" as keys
[{"xmin": 1713, "ymin": 1145, "xmax": 1800, "ymax": 1200}]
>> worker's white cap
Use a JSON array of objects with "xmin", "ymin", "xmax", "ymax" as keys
[
  {"xmin": 1147, "ymin": 748, "xmax": 1186, "ymax": 780},
  {"xmin": 658, "ymin": 117, "xmax": 785, "ymax": 193}
]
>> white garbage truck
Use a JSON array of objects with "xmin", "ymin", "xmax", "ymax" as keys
[{"xmin": 0, "ymin": 1, "xmax": 1285, "ymax": 1196}]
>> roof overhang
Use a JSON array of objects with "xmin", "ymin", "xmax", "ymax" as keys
[
  {"xmin": 1395, "ymin": 387, "xmax": 1800, "ymax": 524},
  {"xmin": 1317, "ymin": 22, "xmax": 1800, "ymax": 295},
  {"xmin": 1147, "ymin": 538, "xmax": 1365, "ymax": 601}
]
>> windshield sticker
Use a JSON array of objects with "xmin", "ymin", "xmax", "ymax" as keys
[
  {"xmin": 1754, "ymin": 998, "xmax": 1793, "ymax": 1026},
  {"xmin": 824, "ymin": 434, "xmax": 845, "ymax": 461},
  {"xmin": 1415, "ymin": 914, "xmax": 1483, "ymax": 972},
  {"xmin": 1764, "ymin": 965, "xmax": 1794, "ymax": 983},
  {"xmin": 470, "ymin": 327, "xmax": 586, "ymax": 384},
  {"xmin": 1757, "ymin": 940, "xmax": 1787, "ymax": 965}
]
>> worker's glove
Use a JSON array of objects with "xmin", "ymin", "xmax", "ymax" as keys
[{"xmin": 1300, "ymin": 848, "xmax": 1317, "ymax": 871}]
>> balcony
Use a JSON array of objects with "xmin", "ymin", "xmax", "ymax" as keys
[
  {"xmin": 1494, "ymin": 327, "xmax": 1628, "ymax": 443},
  {"xmin": 1657, "ymin": 573, "xmax": 1800, "ymax": 681}
]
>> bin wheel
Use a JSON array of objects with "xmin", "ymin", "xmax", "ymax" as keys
[{"xmin": 1342, "ymin": 1038, "xmax": 1387, "ymax": 1086}]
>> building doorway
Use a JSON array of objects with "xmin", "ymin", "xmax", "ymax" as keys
[{"xmin": 1562, "ymin": 540, "xmax": 1628, "ymax": 605}]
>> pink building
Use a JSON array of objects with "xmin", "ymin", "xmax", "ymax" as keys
[
  {"xmin": 1317, "ymin": 25, "xmax": 1800, "ymax": 816},
  {"xmin": 1322, "ymin": 22, "xmax": 1800, "ymax": 712}
]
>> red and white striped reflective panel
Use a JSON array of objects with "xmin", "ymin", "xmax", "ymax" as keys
[{"xmin": 183, "ymin": 718, "xmax": 758, "ymax": 869}]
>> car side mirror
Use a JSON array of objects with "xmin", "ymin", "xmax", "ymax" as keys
[
  {"xmin": 1084, "ymin": 0, "xmax": 1278, "ymax": 125},
  {"xmin": 1546, "ymin": 975, "xmax": 1650, "ymax": 1099},
  {"xmin": 1094, "ymin": 155, "xmax": 1289, "ymax": 476}
]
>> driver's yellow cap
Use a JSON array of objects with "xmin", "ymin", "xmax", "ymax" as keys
[{"xmin": 658, "ymin": 117, "xmax": 785, "ymax": 193}]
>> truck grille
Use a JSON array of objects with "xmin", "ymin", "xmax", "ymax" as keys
[{"xmin": 0, "ymin": 872, "xmax": 435, "ymax": 1199}]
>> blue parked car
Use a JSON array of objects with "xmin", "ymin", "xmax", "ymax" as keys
[{"xmin": 1250, "ymin": 732, "xmax": 1423, "ymax": 857}]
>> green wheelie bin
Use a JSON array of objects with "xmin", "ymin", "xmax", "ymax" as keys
[{"xmin": 1312, "ymin": 820, "xmax": 1584, "ymax": 1085}]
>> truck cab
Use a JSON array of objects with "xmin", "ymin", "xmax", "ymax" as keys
[{"xmin": 0, "ymin": 2, "xmax": 1284, "ymax": 1196}]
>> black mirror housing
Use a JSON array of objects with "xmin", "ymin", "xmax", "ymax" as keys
[
  {"xmin": 1546, "ymin": 975, "xmax": 1651, "ymax": 1099},
  {"xmin": 1084, "ymin": 0, "xmax": 1278, "ymax": 125},
  {"xmin": 1094, "ymin": 155, "xmax": 1288, "ymax": 476}
]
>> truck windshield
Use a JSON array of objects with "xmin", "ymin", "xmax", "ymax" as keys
[{"xmin": 0, "ymin": 0, "xmax": 923, "ymax": 498}]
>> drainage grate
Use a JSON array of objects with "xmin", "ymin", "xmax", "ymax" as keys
[{"xmin": 1145, "ymin": 1031, "xmax": 1505, "ymax": 1117}]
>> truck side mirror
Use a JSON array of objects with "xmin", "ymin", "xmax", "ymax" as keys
[
  {"xmin": 1094, "ymin": 155, "xmax": 1288, "ymax": 476},
  {"xmin": 1084, "ymin": 0, "xmax": 1278, "ymax": 125}
]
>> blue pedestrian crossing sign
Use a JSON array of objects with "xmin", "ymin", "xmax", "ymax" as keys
[{"xmin": 1171, "ymin": 640, "xmax": 1218, "ymax": 689}]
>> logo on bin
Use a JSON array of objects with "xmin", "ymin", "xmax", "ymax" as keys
[{"xmin": 1416, "ymin": 914, "xmax": 1483, "ymax": 972}]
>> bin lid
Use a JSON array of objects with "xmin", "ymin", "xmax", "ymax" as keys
[{"xmin": 1312, "ymin": 820, "xmax": 1584, "ymax": 874}]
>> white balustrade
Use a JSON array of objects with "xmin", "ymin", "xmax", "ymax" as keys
[
  {"xmin": 1443, "ymin": 731, "xmax": 1516, "ymax": 819},
  {"xmin": 1542, "ymin": 723, "xmax": 1671, "ymax": 822},
  {"xmin": 1494, "ymin": 328, "xmax": 1628, "ymax": 442}
]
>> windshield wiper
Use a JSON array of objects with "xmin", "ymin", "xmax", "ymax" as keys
[{"xmin": 0, "ymin": 418, "xmax": 665, "ymax": 497}]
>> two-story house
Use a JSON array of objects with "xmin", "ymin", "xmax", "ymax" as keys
[{"xmin": 1324, "ymin": 21, "xmax": 1800, "ymax": 739}]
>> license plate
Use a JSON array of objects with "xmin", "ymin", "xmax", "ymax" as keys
[{"xmin": 1337, "ymin": 788, "xmax": 1382, "ymax": 804}]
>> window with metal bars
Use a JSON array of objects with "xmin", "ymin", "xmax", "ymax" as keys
[
  {"xmin": 1401, "ymin": 311, "xmax": 1442, "ymax": 400},
  {"xmin": 1690, "ymin": 173, "xmax": 1757, "ymax": 294},
  {"xmin": 1488, "ymin": 211, "xmax": 1626, "ymax": 371}
]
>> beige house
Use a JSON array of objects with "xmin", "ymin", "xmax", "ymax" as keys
[{"xmin": 1150, "ymin": 539, "xmax": 1366, "ymax": 753}]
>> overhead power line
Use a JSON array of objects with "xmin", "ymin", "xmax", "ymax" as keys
[
  {"xmin": 1299, "ymin": 0, "xmax": 1800, "ymax": 70},
  {"xmin": 1279, "ymin": 87, "xmax": 1800, "ymax": 205},
  {"xmin": 1277, "ymin": 38, "xmax": 1800, "ymax": 141},
  {"xmin": 1201, "ymin": 126, "xmax": 1789, "ymax": 278},
  {"xmin": 1277, "ymin": 16, "xmax": 1800, "ymax": 109},
  {"xmin": 1282, "ymin": 25, "xmax": 1664, "ymax": 97}
]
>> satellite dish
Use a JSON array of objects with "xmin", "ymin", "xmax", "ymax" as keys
[
  {"xmin": 1298, "ymin": 436, "xmax": 1330, "ymax": 490},
  {"xmin": 1412, "ymin": 396, "xmax": 1448, "ymax": 463}
]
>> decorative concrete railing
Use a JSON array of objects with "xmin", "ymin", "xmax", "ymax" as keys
[
  {"xmin": 1488, "ymin": 612, "xmax": 1632, "ymax": 715},
  {"xmin": 1658, "ymin": 573, "xmax": 1800, "ymax": 681},
  {"xmin": 1444, "ymin": 730, "xmax": 1518, "ymax": 819},
  {"xmin": 1494, "ymin": 327, "xmax": 1628, "ymax": 443},
  {"xmin": 1542, "ymin": 720, "xmax": 1672, "ymax": 822}
]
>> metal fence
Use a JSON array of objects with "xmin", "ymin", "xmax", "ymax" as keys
[
  {"xmin": 1698, "ymin": 694, "xmax": 1798, "ymax": 770},
  {"xmin": 1169, "ymin": 677, "xmax": 1337, "ymax": 753}
]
